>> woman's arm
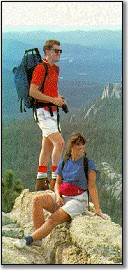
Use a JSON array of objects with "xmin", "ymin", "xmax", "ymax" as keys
[
  {"xmin": 88, "ymin": 170, "xmax": 107, "ymax": 220},
  {"xmin": 54, "ymin": 175, "xmax": 64, "ymax": 207}
]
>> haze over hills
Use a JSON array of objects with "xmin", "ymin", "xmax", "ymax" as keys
[
  {"xmin": 3, "ymin": 30, "xmax": 122, "ymax": 78},
  {"xmin": 3, "ymin": 29, "xmax": 122, "ymax": 49},
  {"xmin": 2, "ymin": 30, "xmax": 122, "ymax": 122}
]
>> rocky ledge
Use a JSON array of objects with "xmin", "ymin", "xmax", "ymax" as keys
[{"xmin": 2, "ymin": 189, "xmax": 122, "ymax": 265}]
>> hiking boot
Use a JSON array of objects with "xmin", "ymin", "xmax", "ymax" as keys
[
  {"xmin": 49, "ymin": 179, "xmax": 56, "ymax": 191},
  {"xmin": 35, "ymin": 178, "xmax": 49, "ymax": 191},
  {"xmin": 14, "ymin": 239, "xmax": 27, "ymax": 249}
]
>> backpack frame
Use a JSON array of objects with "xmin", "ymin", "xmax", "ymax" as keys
[{"xmin": 12, "ymin": 48, "xmax": 51, "ymax": 113}]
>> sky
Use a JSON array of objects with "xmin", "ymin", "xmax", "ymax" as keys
[{"xmin": 2, "ymin": 1, "xmax": 122, "ymax": 33}]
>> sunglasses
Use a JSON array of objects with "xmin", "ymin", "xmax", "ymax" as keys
[{"xmin": 50, "ymin": 49, "xmax": 62, "ymax": 54}]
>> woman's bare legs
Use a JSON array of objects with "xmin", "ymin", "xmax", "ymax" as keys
[
  {"xmin": 31, "ymin": 208, "xmax": 71, "ymax": 241},
  {"xmin": 32, "ymin": 194, "xmax": 55, "ymax": 230},
  {"xmin": 32, "ymin": 194, "xmax": 71, "ymax": 241}
]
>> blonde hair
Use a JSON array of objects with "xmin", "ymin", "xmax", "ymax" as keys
[
  {"xmin": 43, "ymin": 40, "xmax": 60, "ymax": 55},
  {"xmin": 64, "ymin": 132, "xmax": 87, "ymax": 161}
]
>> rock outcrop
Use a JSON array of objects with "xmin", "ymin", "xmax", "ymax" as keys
[
  {"xmin": 101, "ymin": 82, "xmax": 122, "ymax": 99},
  {"xmin": 2, "ymin": 189, "xmax": 122, "ymax": 265},
  {"xmin": 84, "ymin": 104, "xmax": 104, "ymax": 120},
  {"xmin": 84, "ymin": 81, "xmax": 122, "ymax": 120},
  {"xmin": 101, "ymin": 162, "xmax": 122, "ymax": 199}
]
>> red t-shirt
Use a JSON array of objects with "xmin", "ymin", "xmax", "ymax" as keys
[{"xmin": 31, "ymin": 59, "xmax": 60, "ymax": 111}]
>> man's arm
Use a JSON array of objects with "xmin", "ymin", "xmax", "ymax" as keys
[{"xmin": 29, "ymin": 83, "xmax": 65, "ymax": 107}]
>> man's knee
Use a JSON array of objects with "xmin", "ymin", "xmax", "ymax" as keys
[{"xmin": 56, "ymin": 137, "xmax": 65, "ymax": 149}]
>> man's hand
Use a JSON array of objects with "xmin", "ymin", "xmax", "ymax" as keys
[{"xmin": 53, "ymin": 97, "xmax": 65, "ymax": 107}]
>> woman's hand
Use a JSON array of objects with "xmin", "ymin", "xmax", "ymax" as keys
[
  {"xmin": 93, "ymin": 210, "xmax": 109, "ymax": 220},
  {"xmin": 56, "ymin": 196, "xmax": 64, "ymax": 207}
]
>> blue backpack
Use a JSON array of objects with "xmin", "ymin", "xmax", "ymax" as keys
[{"xmin": 12, "ymin": 48, "xmax": 48, "ymax": 113}]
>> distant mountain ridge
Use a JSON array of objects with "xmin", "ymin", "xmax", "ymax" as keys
[
  {"xmin": 2, "ymin": 29, "xmax": 122, "ymax": 76},
  {"xmin": 3, "ymin": 29, "xmax": 122, "ymax": 48},
  {"xmin": 2, "ymin": 30, "xmax": 122, "ymax": 122}
]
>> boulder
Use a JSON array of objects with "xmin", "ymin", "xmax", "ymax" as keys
[{"xmin": 2, "ymin": 189, "xmax": 122, "ymax": 265}]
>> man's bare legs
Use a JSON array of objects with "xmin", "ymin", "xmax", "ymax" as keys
[
  {"xmin": 37, "ymin": 132, "xmax": 64, "ymax": 190},
  {"xmin": 39, "ymin": 132, "xmax": 64, "ymax": 166},
  {"xmin": 39, "ymin": 137, "xmax": 53, "ymax": 166}
]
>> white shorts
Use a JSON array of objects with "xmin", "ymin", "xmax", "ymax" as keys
[
  {"xmin": 35, "ymin": 108, "xmax": 59, "ymax": 137},
  {"xmin": 49, "ymin": 192, "xmax": 88, "ymax": 218}
]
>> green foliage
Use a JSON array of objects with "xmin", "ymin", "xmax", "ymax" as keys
[
  {"xmin": 2, "ymin": 170, "xmax": 23, "ymax": 213},
  {"xmin": 2, "ymin": 117, "xmax": 41, "ymax": 190},
  {"xmin": 61, "ymin": 100, "xmax": 122, "ymax": 175},
  {"xmin": 97, "ymin": 173, "xmax": 122, "ymax": 225},
  {"xmin": 2, "ymin": 97, "xmax": 122, "ymax": 224}
]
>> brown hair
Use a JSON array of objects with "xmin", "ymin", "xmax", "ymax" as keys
[
  {"xmin": 64, "ymin": 132, "xmax": 87, "ymax": 161},
  {"xmin": 43, "ymin": 40, "xmax": 60, "ymax": 55}
]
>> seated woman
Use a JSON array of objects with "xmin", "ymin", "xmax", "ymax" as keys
[{"xmin": 14, "ymin": 132, "xmax": 107, "ymax": 249}]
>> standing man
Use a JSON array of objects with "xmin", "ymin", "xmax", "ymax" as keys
[{"xmin": 29, "ymin": 40, "xmax": 66, "ymax": 191}]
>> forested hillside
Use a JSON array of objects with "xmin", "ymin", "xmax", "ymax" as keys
[
  {"xmin": 2, "ymin": 30, "xmax": 122, "ymax": 225},
  {"xmin": 3, "ymin": 98, "xmax": 122, "ymax": 183}
]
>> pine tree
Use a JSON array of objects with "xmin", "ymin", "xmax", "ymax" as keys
[{"xmin": 2, "ymin": 170, "xmax": 23, "ymax": 213}]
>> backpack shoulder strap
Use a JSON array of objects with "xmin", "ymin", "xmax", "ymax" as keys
[
  {"xmin": 39, "ymin": 62, "xmax": 58, "ymax": 92},
  {"xmin": 83, "ymin": 154, "xmax": 90, "ymax": 210},
  {"xmin": 42, "ymin": 61, "xmax": 48, "ymax": 73},
  {"xmin": 83, "ymin": 154, "xmax": 88, "ymax": 180},
  {"xmin": 54, "ymin": 64, "xmax": 59, "ymax": 74},
  {"xmin": 61, "ymin": 158, "xmax": 67, "ymax": 170},
  {"xmin": 39, "ymin": 62, "xmax": 48, "ymax": 92}
]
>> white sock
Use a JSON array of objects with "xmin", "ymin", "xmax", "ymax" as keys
[
  {"xmin": 37, "ymin": 172, "xmax": 48, "ymax": 179},
  {"xmin": 52, "ymin": 172, "xmax": 57, "ymax": 179}
]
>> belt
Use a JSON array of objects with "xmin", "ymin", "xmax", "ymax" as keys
[
  {"xmin": 33, "ymin": 102, "xmax": 61, "ymax": 133},
  {"xmin": 35, "ymin": 102, "xmax": 56, "ymax": 108}
]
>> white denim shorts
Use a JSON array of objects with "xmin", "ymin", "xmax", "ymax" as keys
[
  {"xmin": 35, "ymin": 108, "xmax": 59, "ymax": 137},
  {"xmin": 49, "ymin": 192, "xmax": 88, "ymax": 218}
]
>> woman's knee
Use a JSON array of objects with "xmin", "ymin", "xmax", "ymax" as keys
[
  {"xmin": 33, "ymin": 195, "xmax": 43, "ymax": 207},
  {"xmin": 33, "ymin": 194, "xmax": 55, "ymax": 212}
]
